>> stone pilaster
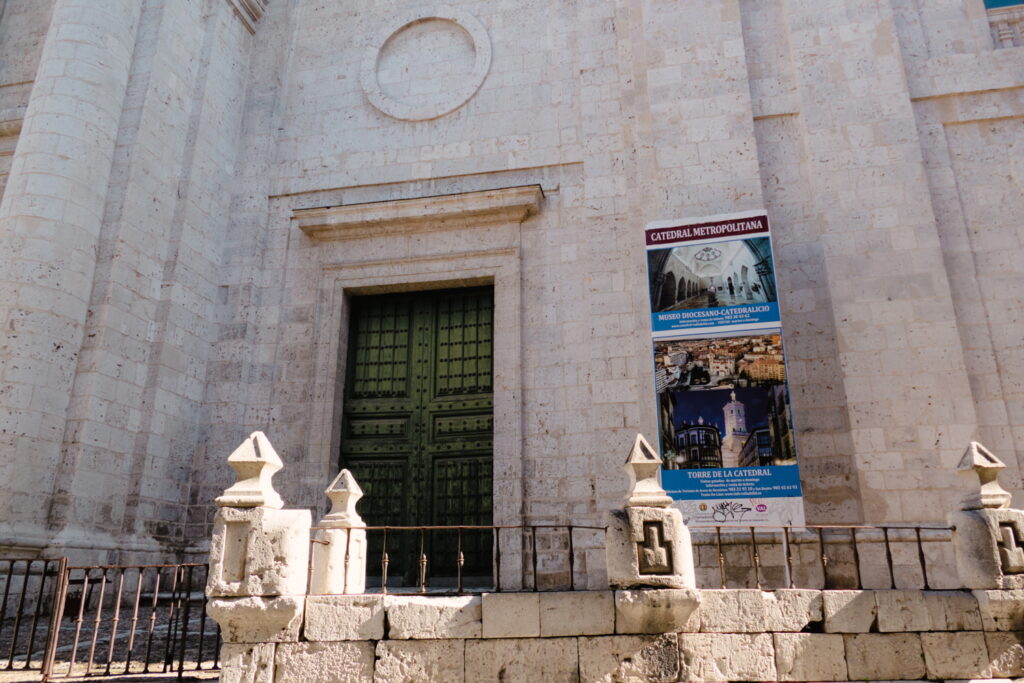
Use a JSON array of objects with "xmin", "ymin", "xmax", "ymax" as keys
[
  {"xmin": 0, "ymin": 0, "xmax": 143, "ymax": 549},
  {"xmin": 783, "ymin": 0, "xmax": 978, "ymax": 522}
]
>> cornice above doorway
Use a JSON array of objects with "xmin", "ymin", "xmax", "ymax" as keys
[{"xmin": 291, "ymin": 185, "xmax": 543, "ymax": 241}]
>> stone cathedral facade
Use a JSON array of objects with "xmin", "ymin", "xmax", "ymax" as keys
[{"xmin": 0, "ymin": 0, "xmax": 1022, "ymax": 564}]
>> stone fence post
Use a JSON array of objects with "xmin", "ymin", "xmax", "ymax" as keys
[
  {"xmin": 205, "ymin": 432, "xmax": 311, "ymax": 643},
  {"xmin": 310, "ymin": 469, "xmax": 368, "ymax": 594},
  {"xmin": 604, "ymin": 434, "xmax": 696, "ymax": 589},
  {"xmin": 949, "ymin": 441, "xmax": 1024, "ymax": 590}
]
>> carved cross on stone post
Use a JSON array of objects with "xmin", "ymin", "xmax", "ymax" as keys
[
  {"xmin": 638, "ymin": 521, "xmax": 672, "ymax": 575},
  {"xmin": 605, "ymin": 434, "xmax": 695, "ymax": 589},
  {"xmin": 998, "ymin": 522, "xmax": 1024, "ymax": 574},
  {"xmin": 949, "ymin": 441, "xmax": 1024, "ymax": 589}
]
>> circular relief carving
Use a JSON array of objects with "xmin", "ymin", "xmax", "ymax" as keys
[{"xmin": 361, "ymin": 7, "xmax": 491, "ymax": 121}]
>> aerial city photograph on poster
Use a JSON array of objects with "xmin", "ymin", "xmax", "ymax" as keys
[
  {"xmin": 654, "ymin": 332, "xmax": 785, "ymax": 391},
  {"xmin": 654, "ymin": 331, "xmax": 796, "ymax": 471}
]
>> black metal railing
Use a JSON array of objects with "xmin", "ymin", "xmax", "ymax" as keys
[
  {"xmin": 0, "ymin": 558, "xmax": 66, "ymax": 674},
  {"xmin": 310, "ymin": 524, "xmax": 607, "ymax": 594},
  {"xmin": 1, "ymin": 522, "xmax": 959, "ymax": 678},
  {"xmin": 306, "ymin": 522, "xmax": 958, "ymax": 595},
  {"xmin": 690, "ymin": 524, "xmax": 957, "ymax": 591},
  {"xmin": 0, "ymin": 560, "xmax": 219, "ymax": 681}
]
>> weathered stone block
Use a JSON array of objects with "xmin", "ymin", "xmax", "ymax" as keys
[
  {"xmin": 304, "ymin": 595, "xmax": 384, "ymax": 641},
  {"xmin": 950, "ymin": 508, "xmax": 1024, "ymax": 590},
  {"xmin": 207, "ymin": 506, "xmax": 311, "ymax": 598},
  {"xmin": 311, "ymin": 470, "xmax": 367, "ymax": 596},
  {"xmin": 823, "ymin": 590, "xmax": 877, "ymax": 633},
  {"xmin": 465, "ymin": 637, "xmax": 578, "ymax": 682},
  {"xmin": 773, "ymin": 633, "xmax": 847, "ymax": 682},
  {"xmin": 374, "ymin": 639, "xmax": 465, "ymax": 683},
  {"xmin": 975, "ymin": 590, "xmax": 1024, "ymax": 630},
  {"xmin": 579, "ymin": 634, "xmax": 678, "ymax": 683},
  {"xmin": 310, "ymin": 527, "xmax": 367, "ymax": 595},
  {"xmin": 207, "ymin": 596, "xmax": 302, "ymax": 643},
  {"xmin": 605, "ymin": 505, "xmax": 695, "ymax": 590},
  {"xmin": 219, "ymin": 643, "xmax": 275, "ymax": 683},
  {"xmin": 481, "ymin": 592, "xmax": 540, "ymax": 638},
  {"xmin": 678, "ymin": 633, "xmax": 775, "ymax": 682},
  {"xmin": 274, "ymin": 642, "xmax": 374, "ymax": 683},
  {"xmin": 613, "ymin": 588, "xmax": 700, "ymax": 634},
  {"xmin": 986, "ymin": 631, "xmax": 1024, "ymax": 677},
  {"xmin": 922, "ymin": 632, "xmax": 991, "ymax": 679},
  {"xmin": 875, "ymin": 590, "xmax": 982, "ymax": 631},
  {"xmin": 539, "ymin": 591, "xmax": 614, "ymax": 637},
  {"xmin": 844, "ymin": 633, "xmax": 926, "ymax": 680},
  {"xmin": 385, "ymin": 595, "xmax": 482, "ymax": 639},
  {"xmin": 698, "ymin": 589, "xmax": 821, "ymax": 632}
]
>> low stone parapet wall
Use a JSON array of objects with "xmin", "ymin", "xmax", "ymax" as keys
[{"xmin": 216, "ymin": 587, "xmax": 1024, "ymax": 682}]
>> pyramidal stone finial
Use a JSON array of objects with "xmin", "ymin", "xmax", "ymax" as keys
[
  {"xmin": 320, "ymin": 469, "xmax": 365, "ymax": 528},
  {"xmin": 215, "ymin": 431, "xmax": 284, "ymax": 509},
  {"xmin": 624, "ymin": 433, "xmax": 673, "ymax": 508},
  {"xmin": 957, "ymin": 441, "xmax": 1011, "ymax": 511}
]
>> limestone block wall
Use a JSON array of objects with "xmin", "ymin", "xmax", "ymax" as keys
[
  {"xmin": 0, "ymin": 0, "xmax": 262, "ymax": 561},
  {"xmin": 0, "ymin": 0, "xmax": 1022, "ymax": 563},
  {"xmin": 0, "ymin": 0, "xmax": 146, "ymax": 551},
  {"xmin": 0, "ymin": 0, "xmax": 55, "ymax": 117},
  {"xmin": 188, "ymin": 0, "xmax": 1024, "ymax": 549},
  {"xmin": 690, "ymin": 528, "xmax": 960, "ymax": 591},
  {"xmin": 0, "ymin": 0, "xmax": 55, "ymax": 200},
  {"xmin": 217, "ymin": 587, "xmax": 1024, "ymax": 682},
  {"xmin": 44, "ymin": 0, "xmax": 255, "ymax": 560}
]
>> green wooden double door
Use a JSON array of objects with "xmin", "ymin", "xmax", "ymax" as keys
[{"xmin": 341, "ymin": 287, "xmax": 494, "ymax": 586}]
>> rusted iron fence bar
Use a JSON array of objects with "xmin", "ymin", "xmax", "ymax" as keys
[
  {"xmin": 304, "ymin": 522, "xmax": 956, "ymax": 594},
  {"xmin": 309, "ymin": 524, "xmax": 607, "ymax": 595},
  {"xmin": 46, "ymin": 562, "xmax": 219, "ymax": 680},
  {"xmin": 1, "ymin": 558, "xmax": 65, "ymax": 672},
  {"xmin": 689, "ymin": 524, "xmax": 955, "ymax": 591},
  {"xmin": 0, "ymin": 560, "xmax": 218, "ymax": 681}
]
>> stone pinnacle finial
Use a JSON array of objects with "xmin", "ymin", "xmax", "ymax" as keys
[
  {"xmin": 624, "ymin": 433, "xmax": 673, "ymax": 508},
  {"xmin": 320, "ymin": 469, "xmax": 365, "ymax": 528},
  {"xmin": 957, "ymin": 441, "xmax": 1011, "ymax": 511},
  {"xmin": 215, "ymin": 431, "xmax": 284, "ymax": 509}
]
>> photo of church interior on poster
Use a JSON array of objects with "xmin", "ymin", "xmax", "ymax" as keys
[{"xmin": 645, "ymin": 210, "xmax": 806, "ymax": 527}]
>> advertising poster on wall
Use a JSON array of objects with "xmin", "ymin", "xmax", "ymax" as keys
[{"xmin": 646, "ymin": 211, "xmax": 805, "ymax": 526}]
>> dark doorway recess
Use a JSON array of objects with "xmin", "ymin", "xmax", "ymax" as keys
[{"xmin": 340, "ymin": 286, "xmax": 494, "ymax": 588}]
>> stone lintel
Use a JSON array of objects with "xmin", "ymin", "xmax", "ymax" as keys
[{"xmin": 292, "ymin": 185, "xmax": 544, "ymax": 241}]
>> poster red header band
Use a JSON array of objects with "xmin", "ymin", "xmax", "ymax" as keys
[{"xmin": 645, "ymin": 215, "xmax": 768, "ymax": 246}]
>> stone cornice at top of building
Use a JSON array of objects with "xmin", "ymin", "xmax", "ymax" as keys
[{"xmin": 292, "ymin": 185, "xmax": 544, "ymax": 241}]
